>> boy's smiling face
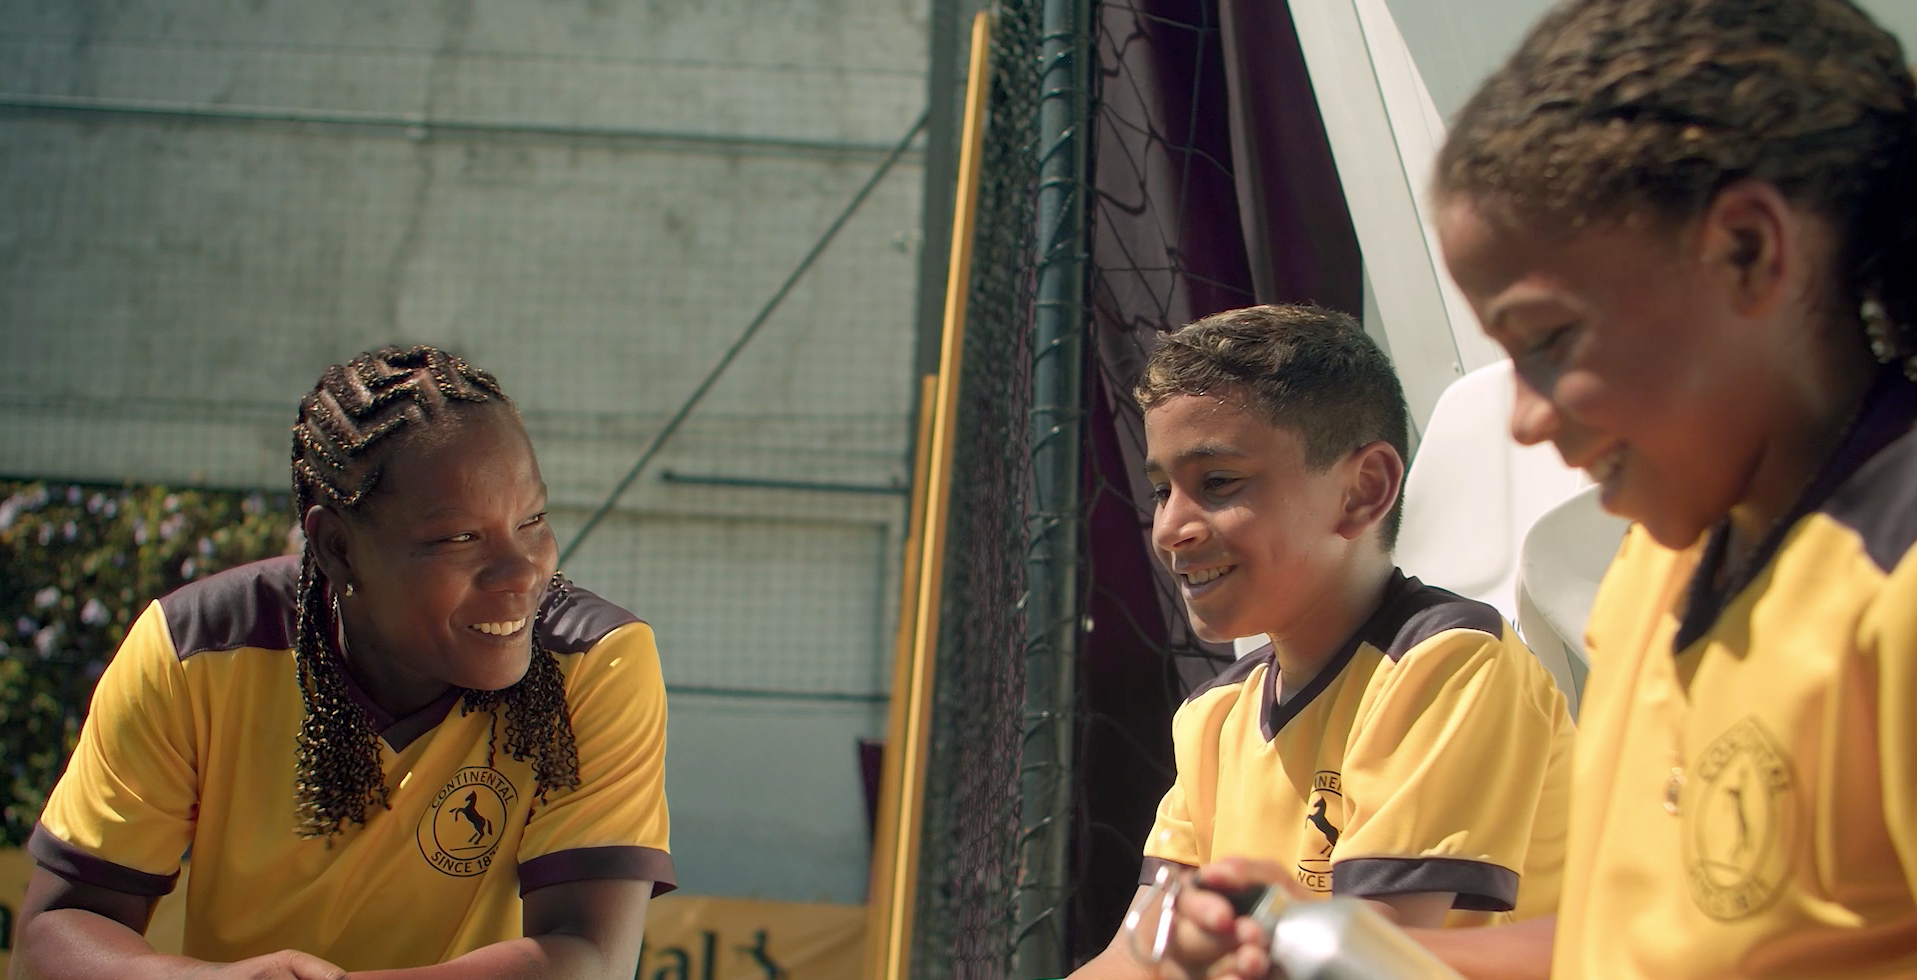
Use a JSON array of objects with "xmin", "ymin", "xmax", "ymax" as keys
[{"xmin": 1144, "ymin": 389, "xmax": 1358, "ymax": 643}]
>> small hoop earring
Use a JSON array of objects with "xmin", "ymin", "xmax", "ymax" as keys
[{"xmin": 1863, "ymin": 296, "xmax": 1902, "ymax": 364}]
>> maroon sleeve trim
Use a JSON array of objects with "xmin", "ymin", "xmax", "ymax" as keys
[
  {"xmin": 519, "ymin": 845, "xmax": 677, "ymax": 897},
  {"xmin": 1331, "ymin": 855, "xmax": 1519, "ymax": 912},
  {"xmin": 27, "ymin": 824, "xmax": 179, "ymax": 897},
  {"xmin": 1136, "ymin": 855, "xmax": 1196, "ymax": 887}
]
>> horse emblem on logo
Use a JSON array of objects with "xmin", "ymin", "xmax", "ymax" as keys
[
  {"xmin": 1295, "ymin": 770, "xmax": 1343, "ymax": 893},
  {"xmin": 417, "ymin": 766, "xmax": 518, "ymax": 877}
]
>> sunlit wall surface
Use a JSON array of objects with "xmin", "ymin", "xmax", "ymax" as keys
[{"xmin": 0, "ymin": 0, "xmax": 930, "ymax": 903}]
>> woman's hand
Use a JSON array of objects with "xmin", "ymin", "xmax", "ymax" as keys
[{"xmin": 186, "ymin": 950, "xmax": 347, "ymax": 980}]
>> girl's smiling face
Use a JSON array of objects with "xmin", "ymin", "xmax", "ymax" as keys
[{"xmin": 1437, "ymin": 186, "xmax": 1843, "ymax": 551}]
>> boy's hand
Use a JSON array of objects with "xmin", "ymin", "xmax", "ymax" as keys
[{"xmin": 1153, "ymin": 858, "xmax": 1307, "ymax": 980}]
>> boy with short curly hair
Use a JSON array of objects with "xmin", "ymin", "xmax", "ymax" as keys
[{"xmin": 1070, "ymin": 304, "xmax": 1573, "ymax": 978}]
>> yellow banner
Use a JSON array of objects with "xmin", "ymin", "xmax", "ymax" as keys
[
  {"xmin": 0, "ymin": 848, "xmax": 862, "ymax": 978},
  {"xmin": 639, "ymin": 894, "xmax": 865, "ymax": 979}
]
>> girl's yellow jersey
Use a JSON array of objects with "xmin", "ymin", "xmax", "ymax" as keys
[{"xmin": 1558, "ymin": 370, "xmax": 1917, "ymax": 979}]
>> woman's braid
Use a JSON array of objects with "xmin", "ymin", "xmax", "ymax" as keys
[{"xmin": 289, "ymin": 346, "xmax": 580, "ymax": 839}]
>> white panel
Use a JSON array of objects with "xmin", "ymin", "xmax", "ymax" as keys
[
  {"xmin": 1396, "ymin": 361, "xmax": 1584, "ymax": 624},
  {"xmin": 1287, "ymin": 0, "xmax": 1496, "ymax": 433},
  {"xmin": 1517, "ymin": 485, "xmax": 1631, "ymax": 715},
  {"xmin": 1352, "ymin": 0, "xmax": 1504, "ymax": 379}
]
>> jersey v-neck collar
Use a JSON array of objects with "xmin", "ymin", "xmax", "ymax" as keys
[
  {"xmin": 327, "ymin": 599, "xmax": 460, "ymax": 753},
  {"xmin": 1674, "ymin": 366, "xmax": 1917, "ymax": 654},
  {"xmin": 332, "ymin": 649, "xmax": 461, "ymax": 753},
  {"xmin": 1259, "ymin": 569, "xmax": 1415, "ymax": 741}
]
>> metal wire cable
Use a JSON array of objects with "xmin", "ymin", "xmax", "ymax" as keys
[{"xmin": 558, "ymin": 109, "xmax": 930, "ymax": 567}]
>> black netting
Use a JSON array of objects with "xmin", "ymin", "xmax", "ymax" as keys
[
  {"xmin": 910, "ymin": 0, "xmax": 1359, "ymax": 974},
  {"xmin": 1069, "ymin": 0, "xmax": 1253, "ymax": 963},
  {"xmin": 910, "ymin": 1, "xmax": 1044, "ymax": 975}
]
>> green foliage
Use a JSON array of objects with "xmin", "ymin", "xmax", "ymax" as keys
[{"xmin": 0, "ymin": 481, "xmax": 294, "ymax": 845}]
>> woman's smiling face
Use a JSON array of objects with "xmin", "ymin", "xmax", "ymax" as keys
[
  {"xmin": 315, "ymin": 401, "xmax": 558, "ymax": 712},
  {"xmin": 1437, "ymin": 194, "xmax": 1804, "ymax": 550}
]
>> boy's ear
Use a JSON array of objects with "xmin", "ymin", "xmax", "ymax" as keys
[
  {"xmin": 1337, "ymin": 441, "xmax": 1405, "ymax": 542},
  {"xmin": 302, "ymin": 504, "xmax": 357, "ymax": 593}
]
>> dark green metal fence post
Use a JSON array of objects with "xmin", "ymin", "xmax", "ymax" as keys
[{"xmin": 1014, "ymin": 0, "xmax": 1091, "ymax": 970}]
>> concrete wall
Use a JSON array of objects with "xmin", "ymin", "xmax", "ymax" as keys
[{"xmin": 0, "ymin": 0, "xmax": 929, "ymax": 904}]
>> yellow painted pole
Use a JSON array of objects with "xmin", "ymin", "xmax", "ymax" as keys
[
  {"xmin": 862, "ymin": 11, "xmax": 995, "ymax": 980},
  {"xmin": 862, "ymin": 372, "xmax": 935, "ymax": 980}
]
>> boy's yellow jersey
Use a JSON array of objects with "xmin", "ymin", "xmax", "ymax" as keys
[
  {"xmin": 1556, "ymin": 372, "xmax": 1917, "ymax": 979},
  {"xmin": 32, "ymin": 556, "xmax": 673, "ymax": 970},
  {"xmin": 1142, "ymin": 571, "xmax": 1574, "ymax": 921}
]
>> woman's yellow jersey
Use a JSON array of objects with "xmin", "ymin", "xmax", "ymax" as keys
[{"xmin": 32, "ymin": 556, "xmax": 674, "ymax": 970}]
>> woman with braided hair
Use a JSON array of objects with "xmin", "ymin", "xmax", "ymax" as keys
[
  {"xmin": 1148, "ymin": 1, "xmax": 1917, "ymax": 978},
  {"xmin": 15, "ymin": 346, "xmax": 673, "ymax": 979}
]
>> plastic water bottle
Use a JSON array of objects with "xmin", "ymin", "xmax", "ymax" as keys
[{"xmin": 1228, "ymin": 885, "xmax": 1465, "ymax": 980}]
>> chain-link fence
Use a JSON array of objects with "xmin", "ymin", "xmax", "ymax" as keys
[
  {"xmin": 0, "ymin": 0, "xmax": 932, "ymax": 904},
  {"xmin": 908, "ymin": 0, "xmax": 1044, "ymax": 972},
  {"xmin": 908, "ymin": 0, "xmax": 1362, "ymax": 973}
]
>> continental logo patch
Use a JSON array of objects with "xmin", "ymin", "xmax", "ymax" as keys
[
  {"xmin": 1682, "ymin": 718, "xmax": 1797, "ymax": 920},
  {"xmin": 417, "ymin": 766, "xmax": 518, "ymax": 877},
  {"xmin": 1295, "ymin": 770, "xmax": 1342, "ymax": 893}
]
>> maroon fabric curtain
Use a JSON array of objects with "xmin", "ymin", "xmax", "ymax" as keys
[{"xmin": 1069, "ymin": 0, "xmax": 1361, "ymax": 960}]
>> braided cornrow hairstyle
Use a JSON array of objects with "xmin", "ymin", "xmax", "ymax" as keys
[
  {"xmin": 290, "ymin": 345, "xmax": 580, "ymax": 839},
  {"xmin": 1435, "ymin": 0, "xmax": 1917, "ymax": 368}
]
